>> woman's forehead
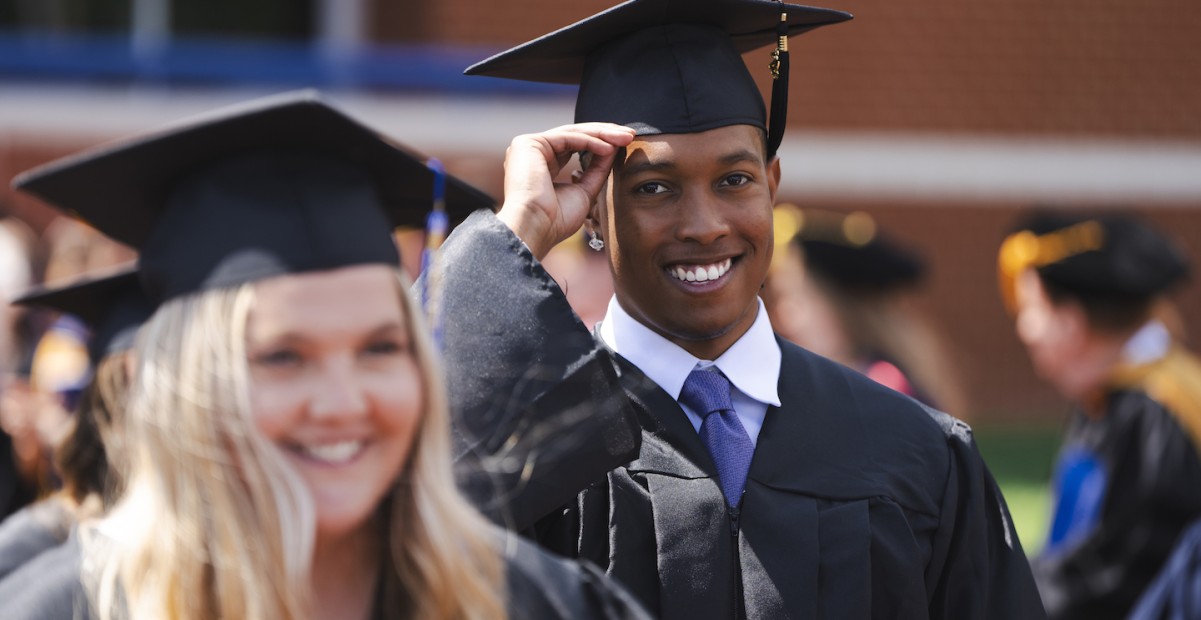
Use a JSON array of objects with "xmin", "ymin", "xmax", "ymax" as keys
[{"xmin": 247, "ymin": 266, "xmax": 407, "ymax": 335}]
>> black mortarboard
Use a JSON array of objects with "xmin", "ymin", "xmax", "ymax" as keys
[
  {"xmin": 12, "ymin": 91, "xmax": 495, "ymax": 303},
  {"xmin": 14, "ymin": 264, "xmax": 154, "ymax": 364},
  {"xmin": 776, "ymin": 207, "xmax": 925, "ymax": 291},
  {"xmin": 998, "ymin": 211, "xmax": 1191, "ymax": 311},
  {"xmin": 465, "ymin": 0, "xmax": 851, "ymax": 156}
]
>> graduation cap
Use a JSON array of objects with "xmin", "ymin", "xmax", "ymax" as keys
[
  {"xmin": 12, "ymin": 90, "xmax": 495, "ymax": 303},
  {"xmin": 775, "ymin": 207, "xmax": 925, "ymax": 291},
  {"xmin": 466, "ymin": 0, "xmax": 852, "ymax": 156},
  {"xmin": 998, "ymin": 211, "xmax": 1190, "ymax": 312},
  {"xmin": 14, "ymin": 264, "xmax": 153, "ymax": 365}
]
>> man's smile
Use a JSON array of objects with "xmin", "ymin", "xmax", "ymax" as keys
[{"xmin": 665, "ymin": 257, "xmax": 736, "ymax": 285}]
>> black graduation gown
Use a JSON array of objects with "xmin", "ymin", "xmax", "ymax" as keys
[
  {"xmin": 1, "ymin": 430, "xmax": 36, "ymax": 519},
  {"xmin": 1128, "ymin": 518, "xmax": 1201, "ymax": 620},
  {"xmin": 0, "ymin": 528, "xmax": 653, "ymax": 620},
  {"xmin": 436, "ymin": 211, "xmax": 1046, "ymax": 620},
  {"xmin": 1032, "ymin": 363, "xmax": 1201, "ymax": 620},
  {"xmin": 0, "ymin": 528, "xmax": 85, "ymax": 619},
  {"xmin": 430, "ymin": 212, "xmax": 644, "ymax": 531},
  {"xmin": 0, "ymin": 499, "xmax": 73, "ymax": 582}
]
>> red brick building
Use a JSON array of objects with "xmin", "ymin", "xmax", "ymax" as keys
[{"xmin": 2, "ymin": 0, "xmax": 1199, "ymax": 422}]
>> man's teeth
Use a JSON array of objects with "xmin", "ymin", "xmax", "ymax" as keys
[
  {"xmin": 669, "ymin": 258, "xmax": 733, "ymax": 283},
  {"xmin": 299, "ymin": 440, "xmax": 364, "ymax": 463}
]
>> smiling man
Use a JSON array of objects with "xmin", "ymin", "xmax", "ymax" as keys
[
  {"xmin": 436, "ymin": 1, "xmax": 1045, "ymax": 618},
  {"xmin": 600, "ymin": 125, "xmax": 778, "ymax": 361}
]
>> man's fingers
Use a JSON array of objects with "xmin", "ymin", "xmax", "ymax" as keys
[
  {"xmin": 545, "ymin": 122, "xmax": 638, "ymax": 141},
  {"xmin": 497, "ymin": 123, "xmax": 634, "ymax": 258},
  {"xmin": 511, "ymin": 124, "xmax": 636, "ymax": 170},
  {"xmin": 573, "ymin": 149, "xmax": 618, "ymax": 201}
]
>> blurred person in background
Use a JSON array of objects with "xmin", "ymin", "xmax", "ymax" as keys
[
  {"xmin": 998, "ymin": 210, "xmax": 1201, "ymax": 620},
  {"xmin": 0, "ymin": 217, "xmax": 136, "ymax": 506},
  {"xmin": 0, "ymin": 217, "xmax": 36, "ymax": 519},
  {"xmin": 0, "ymin": 267, "xmax": 149, "ymax": 582},
  {"xmin": 5, "ymin": 309, "xmax": 88, "ymax": 494},
  {"xmin": 765, "ymin": 206, "xmax": 966, "ymax": 413},
  {"xmin": 1, "ymin": 92, "xmax": 649, "ymax": 620}
]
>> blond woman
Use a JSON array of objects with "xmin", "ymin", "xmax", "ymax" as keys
[{"xmin": 1, "ymin": 92, "xmax": 648, "ymax": 620}]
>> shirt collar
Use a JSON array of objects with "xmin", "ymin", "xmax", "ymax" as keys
[
  {"xmin": 1122, "ymin": 320, "xmax": 1172, "ymax": 366},
  {"xmin": 598, "ymin": 296, "xmax": 782, "ymax": 406}
]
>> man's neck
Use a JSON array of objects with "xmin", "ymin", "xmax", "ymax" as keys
[
  {"xmin": 668, "ymin": 325, "xmax": 753, "ymax": 361},
  {"xmin": 1069, "ymin": 327, "xmax": 1141, "ymax": 416},
  {"xmin": 621, "ymin": 300, "xmax": 759, "ymax": 361}
]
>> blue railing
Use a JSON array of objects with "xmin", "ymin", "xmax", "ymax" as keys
[{"xmin": 0, "ymin": 30, "xmax": 574, "ymax": 95}]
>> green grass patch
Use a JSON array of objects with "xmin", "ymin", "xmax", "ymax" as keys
[{"xmin": 974, "ymin": 426, "xmax": 1061, "ymax": 556}]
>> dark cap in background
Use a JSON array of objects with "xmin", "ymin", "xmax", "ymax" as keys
[
  {"xmin": 12, "ymin": 91, "xmax": 495, "ymax": 303},
  {"xmin": 775, "ymin": 206, "xmax": 926, "ymax": 291},
  {"xmin": 14, "ymin": 264, "xmax": 153, "ymax": 364},
  {"xmin": 998, "ymin": 210, "xmax": 1191, "ymax": 312}
]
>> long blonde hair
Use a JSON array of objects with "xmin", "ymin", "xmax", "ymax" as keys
[{"xmin": 91, "ymin": 270, "xmax": 505, "ymax": 620}]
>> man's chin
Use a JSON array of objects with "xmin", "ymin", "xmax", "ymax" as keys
[{"xmin": 650, "ymin": 314, "xmax": 747, "ymax": 345}]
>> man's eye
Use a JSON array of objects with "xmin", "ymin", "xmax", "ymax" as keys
[
  {"xmin": 635, "ymin": 181, "xmax": 670, "ymax": 195},
  {"xmin": 720, "ymin": 173, "xmax": 751, "ymax": 187}
]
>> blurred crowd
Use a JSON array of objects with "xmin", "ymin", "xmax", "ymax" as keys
[{"xmin": 0, "ymin": 216, "xmax": 135, "ymax": 520}]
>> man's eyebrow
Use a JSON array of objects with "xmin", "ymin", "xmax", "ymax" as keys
[
  {"xmin": 618, "ymin": 147, "xmax": 762, "ymax": 176},
  {"xmin": 719, "ymin": 149, "xmax": 763, "ymax": 166},
  {"xmin": 619, "ymin": 159, "xmax": 677, "ymax": 176}
]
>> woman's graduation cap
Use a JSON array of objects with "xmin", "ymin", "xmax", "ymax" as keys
[
  {"xmin": 14, "ymin": 264, "xmax": 153, "ymax": 364},
  {"xmin": 465, "ymin": 0, "xmax": 851, "ymax": 157},
  {"xmin": 11, "ymin": 91, "xmax": 495, "ymax": 303},
  {"xmin": 998, "ymin": 211, "xmax": 1191, "ymax": 312}
]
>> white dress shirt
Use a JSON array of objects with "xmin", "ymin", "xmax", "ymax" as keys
[
  {"xmin": 1123, "ymin": 320, "xmax": 1172, "ymax": 366},
  {"xmin": 598, "ymin": 296, "xmax": 782, "ymax": 445}
]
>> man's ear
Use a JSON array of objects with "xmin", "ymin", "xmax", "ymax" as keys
[
  {"xmin": 585, "ymin": 176, "xmax": 610, "ymax": 235},
  {"xmin": 767, "ymin": 156, "xmax": 782, "ymax": 203}
]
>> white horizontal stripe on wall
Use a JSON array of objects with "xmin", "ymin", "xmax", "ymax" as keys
[{"xmin": 3, "ymin": 85, "xmax": 1199, "ymax": 203}]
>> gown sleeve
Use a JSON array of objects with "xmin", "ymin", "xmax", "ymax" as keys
[
  {"xmin": 499, "ymin": 531, "xmax": 654, "ymax": 620},
  {"xmin": 0, "ymin": 533, "xmax": 92, "ymax": 620},
  {"xmin": 923, "ymin": 409, "xmax": 1049, "ymax": 620},
  {"xmin": 425, "ymin": 210, "xmax": 642, "ymax": 530},
  {"xmin": 1032, "ymin": 392, "xmax": 1201, "ymax": 620},
  {"xmin": 0, "ymin": 500, "xmax": 71, "ymax": 581},
  {"xmin": 1128, "ymin": 518, "xmax": 1201, "ymax": 620}
]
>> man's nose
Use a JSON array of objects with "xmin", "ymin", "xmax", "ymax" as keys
[{"xmin": 677, "ymin": 191, "xmax": 732, "ymax": 245}]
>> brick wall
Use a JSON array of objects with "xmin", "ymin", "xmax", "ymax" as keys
[
  {"xmin": 783, "ymin": 0, "xmax": 1201, "ymax": 137},
  {"xmin": 378, "ymin": 0, "xmax": 1201, "ymax": 138},
  {"xmin": 4, "ymin": 0, "xmax": 1197, "ymax": 423}
]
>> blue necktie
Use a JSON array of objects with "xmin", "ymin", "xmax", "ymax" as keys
[{"xmin": 678, "ymin": 368, "xmax": 754, "ymax": 507}]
